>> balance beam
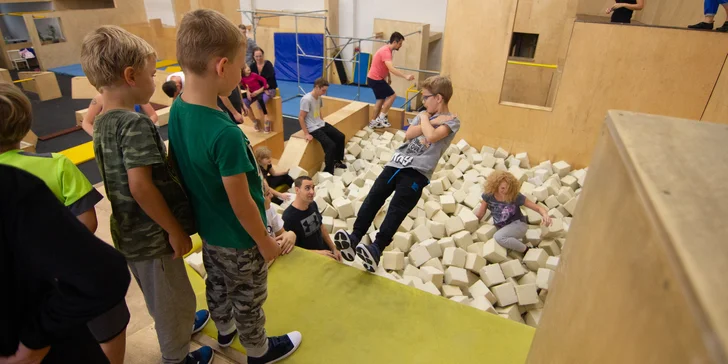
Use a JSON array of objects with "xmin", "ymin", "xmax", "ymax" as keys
[
  {"xmin": 58, "ymin": 141, "xmax": 94, "ymax": 165},
  {"xmin": 186, "ymin": 249, "xmax": 535, "ymax": 363},
  {"xmin": 277, "ymin": 101, "xmax": 369, "ymax": 175}
]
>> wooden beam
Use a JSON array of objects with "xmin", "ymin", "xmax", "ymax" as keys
[{"xmin": 429, "ymin": 32, "xmax": 442, "ymax": 43}]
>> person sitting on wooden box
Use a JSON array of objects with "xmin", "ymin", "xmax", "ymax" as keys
[
  {"xmin": 241, "ymin": 64, "xmax": 271, "ymax": 132},
  {"xmin": 282, "ymin": 176, "xmax": 342, "ymax": 261},
  {"xmin": 298, "ymin": 78, "xmax": 347, "ymax": 174},
  {"xmin": 255, "ymin": 146, "xmax": 293, "ymax": 205}
]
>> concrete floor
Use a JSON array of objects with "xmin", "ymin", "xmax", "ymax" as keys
[{"xmin": 93, "ymin": 184, "xmax": 243, "ymax": 364}]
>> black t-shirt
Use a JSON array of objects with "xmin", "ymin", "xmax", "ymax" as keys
[
  {"xmin": 250, "ymin": 60, "xmax": 278, "ymax": 90},
  {"xmin": 217, "ymin": 87, "xmax": 243, "ymax": 123},
  {"xmin": 611, "ymin": 0, "xmax": 636, "ymax": 23},
  {"xmin": 282, "ymin": 201, "xmax": 328, "ymax": 251}
]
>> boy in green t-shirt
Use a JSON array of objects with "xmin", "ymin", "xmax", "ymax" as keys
[
  {"xmin": 168, "ymin": 9, "xmax": 301, "ymax": 363},
  {"xmin": 81, "ymin": 26, "xmax": 213, "ymax": 364}
]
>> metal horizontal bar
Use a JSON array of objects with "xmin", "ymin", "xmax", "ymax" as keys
[
  {"xmin": 326, "ymin": 34, "xmax": 388, "ymax": 43},
  {"xmin": 506, "ymin": 60, "xmax": 558, "ymax": 69},
  {"xmin": 402, "ymin": 30, "xmax": 422, "ymax": 37},
  {"xmin": 395, "ymin": 66, "xmax": 439, "ymax": 75},
  {"xmin": 299, "ymin": 54, "xmax": 359, "ymax": 63}
]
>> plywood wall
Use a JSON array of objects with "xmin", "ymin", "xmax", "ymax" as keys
[
  {"xmin": 441, "ymin": 0, "xmax": 728, "ymax": 168},
  {"xmin": 500, "ymin": 64, "xmax": 555, "ymax": 106},
  {"xmin": 578, "ymin": 0, "xmax": 723, "ymax": 27},
  {"xmin": 122, "ymin": 19, "xmax": 177, "ymax": 61},
  {"xmin": 17, "ymin": 0, "xmax": 148, "ymax": 70},
  {"xmin": 372, "ymin": 19, "xmax": 429, "ymax": 98}
]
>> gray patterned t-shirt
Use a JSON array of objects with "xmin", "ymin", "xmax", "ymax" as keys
[
  {"xmin": 386, "ymin": 113, "xmax": 460, "ymax": 180},
  {"xmin": 482, "ymin": 193, "xmax": 527, "ymax": 228}
]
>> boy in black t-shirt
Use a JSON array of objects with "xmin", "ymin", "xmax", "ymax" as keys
[{"xmin": 282, "ymin": 176, "xmax": 342, "ymax": 261}]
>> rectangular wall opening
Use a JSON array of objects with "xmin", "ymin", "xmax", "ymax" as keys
[
  {"xmin": 509, "ymin": 32, "xmax": 539, "ymax": 61},
  {"xmin": 54, "ymin": 0, "xmax": 115, "ymax": 10},
  {"xmin": 34, "ymin": 17, "xmax": 66, "ymax": 45}
]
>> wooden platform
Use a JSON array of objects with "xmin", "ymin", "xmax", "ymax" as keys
[
  {"xmin": 527, "ymin": 111, "xmax": 728, "ymax": 363},
  {"xmin": 277, "ymin": 101, "xmax": 369, "ymax": 175}
]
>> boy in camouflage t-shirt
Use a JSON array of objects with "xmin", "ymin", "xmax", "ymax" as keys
[{"xmin": 82, "ymin": 26, "xmax": 214, "ymax": 363}]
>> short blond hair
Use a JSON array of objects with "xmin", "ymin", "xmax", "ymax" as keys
[
  {"xmin": 255, "ymin": 146, "xmax": 272, "ymax": 162},
  {"xmin": 484, "ymin": 170, "xmax": 520, "ymax": 203},
  {"xmin": 421, "ymin": 75, "xmax": 453, "ymax": 103},
  {"xmin": 0, "ymin": 83, "xmax": 32, "ymax": 148},
  {"xmin": 177, "ymin": 9, "xmax": 245, "ymax": 75},
  {"xmin": 80, "ymin": 26, "xmax": 156, "ymax": 90}
]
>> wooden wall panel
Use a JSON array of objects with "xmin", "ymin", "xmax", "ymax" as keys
[
  {"xmin": 373, "ymin": 19, "xmax": 429, "ymax": 99},
  {"xmin": 702, "ymin": 55, "xmax": 728, "ymax": 125},
  {"xmin": 527, "ymin": 111, "xmax": 728, "ymax": 363},
  {"xmin": 441, "ymin": 0, "xmax": 728, "ymax": 167},
  {"xmin": 19, "ymin": 0, "xmax": 149, "ymax": 70},
  {"xmin": 500, "ymin": 65, "xmax": 555, "ymax": 107}
]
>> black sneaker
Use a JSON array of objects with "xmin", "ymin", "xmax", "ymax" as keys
[
  {"xmin": 355, "ymin": 243, "xmax": 382, "ymax": 273},
  {"xmin": 334, "ymin": 162, "xmax": 348, "ymax": 169},
  {"xmin": 185, "ymin": 346, "xmax": 214, "ymax": 364},
  {"xmin": 218, "ymin": 330, "xmax": 237, "ymax": 348},
  {"xmin": 248, "ymin": 331, "xmax": 302, "ymax": 364},
  {"xmin": 688, "ymin": 21, "xmax": 714, "ymax": 30},
  {"xmin": 717, "ymin": 22, "xmax": 728, "ymax": 32},
  {"xmin": 334, "ymin": 230, "xmax": 359, "ymax": 262}
]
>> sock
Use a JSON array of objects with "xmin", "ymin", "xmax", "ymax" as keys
[
  {"xmin": 379, "ymin": 112, "xmax": 387, "ymax": 119},
  {"xmin": 245, "ymin": 338, "xmax": 270, "ymax": 358}
]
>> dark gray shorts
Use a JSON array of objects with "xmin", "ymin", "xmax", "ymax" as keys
[{"xmin": 86, "ymin": 300, "xmax": 130, "ymax": 343}]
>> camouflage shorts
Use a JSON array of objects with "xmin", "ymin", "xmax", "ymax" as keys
[{"xmin": 202, "ymin": 243, "xmax": 268, "ymax": 348}]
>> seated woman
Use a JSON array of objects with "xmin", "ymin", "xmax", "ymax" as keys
[
  {"xmin": 255, "ymin": 146, "xmax": 293, "ymax": 205},
  {"xmin": 241, "ymin": 64, "xmax": 271, "ymax": 132},
  {"xmin": 81, "ymin": 94, "xmax": 158, "ymax": 136},
  {"xmin": 250, "ymin": 47, "xmax": 277, "ymax": 106}
]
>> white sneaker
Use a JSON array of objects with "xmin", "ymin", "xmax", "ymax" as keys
[
  {"xmin": 369, "ymin": 119, "xmax": 385, "ymax": 129},
  {"xmin": 379, "ymin": 116, "xmax": 391, "ymax": 128}
]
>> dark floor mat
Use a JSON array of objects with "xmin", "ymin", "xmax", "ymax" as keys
[{"xmin": 283, "ymin": 116, "xmax": 301, "ymax": 139}]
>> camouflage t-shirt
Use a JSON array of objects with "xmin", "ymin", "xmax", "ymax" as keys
[{"xmin": 94, "ymin": 109, "xmax": 186, "ymax": 261}]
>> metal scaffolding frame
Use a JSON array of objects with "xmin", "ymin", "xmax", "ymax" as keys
[{"xmin": 240, "ymin": 9, "xmax": 440, "ymax": 108}]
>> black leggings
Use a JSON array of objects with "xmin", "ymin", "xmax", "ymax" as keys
[
  {"xmin": 249, "ymin": 94, "xmax": 268, "ymax": 115},
  {"xmin": 266, "ymin": 174, "xmax": 294, "ymax": 190},
  {"xmin": 353, "ymin": 167, "xmax": 429, "ymax": 251},
  {"xmin": 310, "ymin": 123, "xmax": 345, "ymax": 174}
]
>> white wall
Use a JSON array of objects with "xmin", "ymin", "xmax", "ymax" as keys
[{"xmin": 144, "ymin": 0, "xmax": 176, "ymax": 26}]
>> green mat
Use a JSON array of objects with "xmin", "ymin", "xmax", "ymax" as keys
[{"xmin": 187, "ymin": 248, "xmax": 535, "ymax": 363}]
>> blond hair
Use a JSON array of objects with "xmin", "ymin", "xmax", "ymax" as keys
[
  {"xmin": 421, "ymin": 75, "xmax": 453, "ymax": 103},
  {"xmin": 177, "ymin": 9, "xmax": 245, "ymax": 75},
  {"xmin": 255, "ymin": 146, "xmax": 272, "ymax": 162},
  {"xmin": 80, "ymin": 26, "xmax": 156, "ymax": 90},
  {"xmin": 484, "ymin": 170, "xmax": 520, "ymax": 203},
  {"xmin": 0, "ymin": 83, "xmax": 32, "ymax": 148}
]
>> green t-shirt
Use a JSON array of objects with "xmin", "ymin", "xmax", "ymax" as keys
[
  {"xmin": 168, "ymin": 97, "xmax": 266, "ymax": 249},
  {"xmin": 0, "ymin": 149, "xmax": 102, "ymax": 215},
  {"xmin": 94, "ymin": 109, "xmax": 189, "ymax": 261}
]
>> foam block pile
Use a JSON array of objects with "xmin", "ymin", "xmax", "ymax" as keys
[{"xmin": 278, "ymin": 126, "xmax": 587, "ymax": 328}]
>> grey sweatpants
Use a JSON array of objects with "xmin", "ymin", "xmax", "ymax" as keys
[
  {"xmin": 128, "ymin": 255, "xmax": 196, "ymax": 364},
  {"xmin": 494, "ymin": 220, "xmax": 529, "ymax": 252},
  {"xmin": 203, "ymin": 243, "xmax": 268, "ymax": 354}
]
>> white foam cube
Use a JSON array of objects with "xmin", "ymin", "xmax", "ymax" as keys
[
  {"xmin": 540, "ymin": 240, "xmax": 561, "ymax": 256},
  {"xmin": 418, "ymin": 281, "xmax": 441, "ymax": 296},
  {"xmin": 424, "ymin": 201, "xmax": 442, "ymax": 219},
  {"xmin": 408, "ymin": 245, "xmax": 432, "ymax": 267},
  {"xmin": 288, "ymin": 165, "xmax": 308, "ymax": 180},
  {"xmin": 432, "ymin": 210, "xmax": 449, "ymax": 224},
  {"xmin": 442, "ymin": 247, "xmax": 467, "ymax": 268},
  {"xmin": 479, "ymin": 263, "xmax": 506, "ymax": 287},
  {"xmin": 525, "ymin": 209, "xmax": 542, "ymax": 225},
  {"xmin": 525, "ymin": 229, "xmax": 542, "ymax": 245},
  {"xmin": 500, "ymin": 260, "xmax": 527, "ymax": 278},
  {"xmin": 515, "ymin": 283, "xmax": 539, "ymax": 305},
  {"xmin": 458, "ymin": 209, "xmax": 480, "ymax": 233},
  {"xmin": 483, "ymin": 240, "xmax": 508, "ymax": 263},
  {"xmin": 392, "ymin": 232, "xmax": 412, "ymax": 253},
  {"xmin": 546, "ymin": 256, "xmax": 560, "ymax": 270},
  {"xmin": 526, "ymin": 309, "xmax": 543, "ymax": 328},
  {"xmin": 517, "ymin": 271, "xmax": 538, "ymax": 285},
  {"xmin": 419, "ymin": 266, "xmax": 444, "ymax": 288},
  {"xmin": 491, "ymin": 282, "xmax": 518, "ymax": 306},
  {"xmin": 466, "ymin": 241, "xmax": 485, "ymax": 255},
  {"xmin": 523, "ymin": 248, "xmax": 548, "ymax": 271},
  {"xmin": 497, "ymin": 305, "xmax": 523, "ymax": 323},
  {"xmin": 463, "ymin": 192, "xmax": 481, "ymax": 209},
  {"xmin": 423, "ymin": 258, "xmax": 444, "ymax": 272},
  {"xmin": 412, "ymin": 224, "xmax": 433, "ymax": 243},
  {"xmin": 545, "ymin": 218, "xmax": 565, "ymax": 238},
  {"xmin": 420, "ymin": 239, "xmax": 443, "ymax": 259},
  {"xmin": 515, "ymin": 152, "xmax": 530, "ymax": 168},
  {"xmin": 556, "ymin": 187, "xmax": 574, "ymax": 204},
  {"xmin": 382, "ymin": 251, "xmax": 405, "ymax": 271},
  {"xmin": 447, "ymin": 168, "xmax": 463, "ymax": 184},
  {"xmin": 536, "ymin": 268, "xmax": 555, "ymax": 290},
  {"xmin": 332, "ymin": 198, "xmax": 354, "ymax": 219},
  {"xmin": 346, "ymin": 143, "xmax": 362, "ymax": 157},
  {"xmin": 427, "ymin": 221, "xmax": 446, "ymax": 239},
  {"xmin": 321, "ymin": 215, "xmax": 334, "ymax": 232},
  {"xmin": 439, "ymin": 194, "xmax": 456, "ymax": 214},
  {"xmin": 442, "ymin": 284, "xmax": 463, "ymax": 298},
  {"xmin": 452, "ymin": 231, "xmax": 474, "ymax": 250},
  {"xmin": 476, "ymin": 224, "xmax": 497, "ymax": 241},
  {"xmin": 403, "ymin": 264, "xmax": 420, "ymax": 278},
  {"xmin": 444, "ymin": 266, "xmax": 470, "ymax": 288},
  {"xmin": 470, "ymin": 295, "xmax": 497, "ymax": 313},
  {"xmin": 553, "ymin": 160, "xmax": 571, "ymax": 177},
  {"xmin": 455, "ymin": 139, "xmax": 470, "ymax": 152},
  {"xmin": 544, "ymin": 195, "xmax": 560, "ymax": 209},
  {"xmin": 453, "ymin": 189, "xmax": 467, "ymax": 204},
  {"xmin": 564, "ymin": 197, "xmax": 578, "ymax": 216},
  {"xmin": 438, "ymin": 237, "xmax": 456, "ymax": 251},
  {"xmin": 464, "ymin": 253, "xmax": 486, "ymax": 274},
  {"xmin": 494, "ymin": 147, "xmax": 509, "ymax": 159},
  {"xmin": 445, "ymin": 216, "xmax": 465, "ymax": 236}
]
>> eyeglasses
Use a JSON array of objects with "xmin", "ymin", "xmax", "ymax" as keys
[{"xmin": 422, "ymin": 94, "xmax": 436, "ymax": 102}]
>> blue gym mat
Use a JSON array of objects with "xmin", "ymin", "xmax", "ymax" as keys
[
  {"xmin": 278, "ymin": 80, "xmax": 407, "ymax": 117},
  {"xmin": 50, "ymin": 62, "xmax": 179, "ymax": 77}
]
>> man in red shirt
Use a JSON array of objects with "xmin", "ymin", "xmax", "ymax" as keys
[{"xmin": 367, "ymin": 32, "xmax": 415, "ymax": 129}]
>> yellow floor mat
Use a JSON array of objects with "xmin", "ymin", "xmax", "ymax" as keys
[
  {"xmin": 187, "ymin": 248, "xmax": 535, "ymax": 363},
  {"xmin": 58, "ymin": 141, "xmax": 94, "ymax": 165},
  {"xmin": 165, "ymin": 66, "xmax": 182, "ymax": 73},
  {"xmin": 156, "ymin": 59, "xmax": 178, "ymax": 69}
]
